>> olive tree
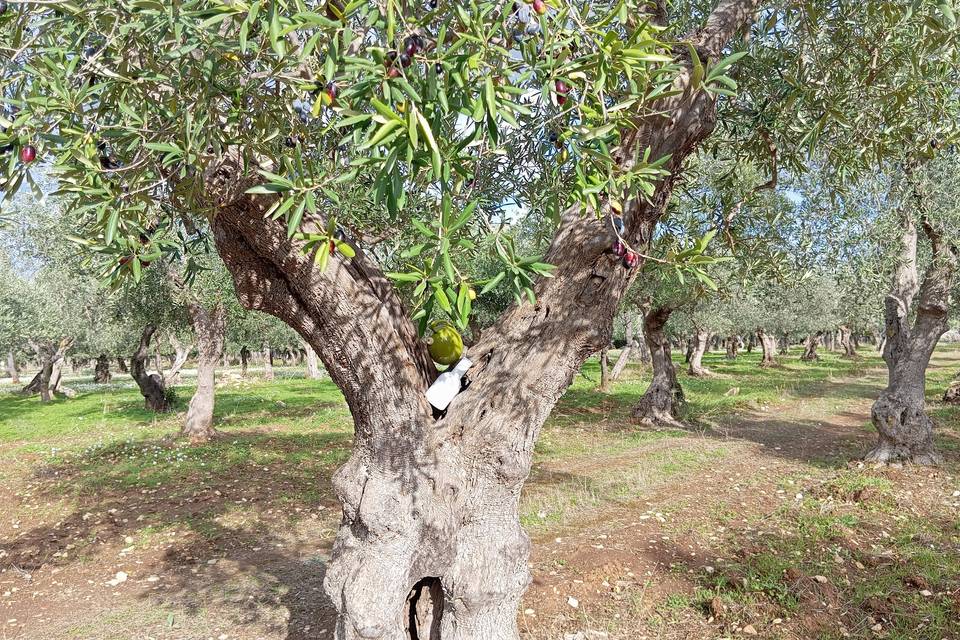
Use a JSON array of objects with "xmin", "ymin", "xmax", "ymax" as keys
[{"xmin": 3, "ymin": 0, "xmax": 957, "ymax": 636}]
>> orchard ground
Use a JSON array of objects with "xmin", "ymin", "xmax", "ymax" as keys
[{"xmin": 1, "ymin": 348, "xmax": 959, "ymax": 640}]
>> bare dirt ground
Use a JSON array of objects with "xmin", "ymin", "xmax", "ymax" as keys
[{"xmin": 1, "ymin": 352, "xmax": 958, "ymax": 640}]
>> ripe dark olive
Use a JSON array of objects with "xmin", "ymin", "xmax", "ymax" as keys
[
  {"xmin": 435, "ymin": 62, "xmax": 444, "ymax": 75},
  {"xmin": 141, "ymin": 260, "xmax": 151, "ymax": 268},
  {"xmin": 427, "ymin": 0, "xmax": 438, "ymax": 9},
  {"xmin": 119, "ymin": 255, "xmax": 132, "ymax": 266},
  {"xmin": 19, "ymin": 145, "xmax": 36, "ymax": 163},
  {"xmin": 547, "ymin": 130, "xmax": 558, "ymax": 143},
  {"xmin": 555, "ymin": 79, "xmax": 570, "ymax": 94},
  {"xmin": 612, "ymin": 240, "xmax": 626, "ymax": 257},
  {"xmin": 385, "ymin": 50, "xmax": 399, "ymax": 67},
  {"xmin": 284, "ymin": 136, "xmax": 298, "ymax": 148},
  {"xmin": 557, "ymin": 95, "xmax": 567, "ymax": 106},
  {"xmin": 139, "ymin": 233, "xmax": 150, "ymax": 243},
  {"xmin": 622, "ymin": 251, "xmax": 638, "ymax": 269},
  {"xmin": 400, "ymin": 53, "xmax": 412, "ymax": 67}
]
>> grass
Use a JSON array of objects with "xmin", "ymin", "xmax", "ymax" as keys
[{"xmin": 2, "ymin": 346, "xmax": 959, "ymax": 640}]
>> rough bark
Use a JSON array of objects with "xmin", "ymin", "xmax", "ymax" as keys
[
  {"xmin": 757, "ymin": 328, "xmax": 778, "ymax": 367},
  {"xmin": 868, "ymin": 214, "xmax": 956, "ymax": 465},
  {"xmin": 632, "ymin": 307, "xmax": 685, "ymax": 426},
  {"xmin": 183, "ymin": 302, "xmax": 226, "ymax": 443},
  {"xmin": 209, "ymin": 2, "xmax": 759, "ymax": 635},
  {"xmin": 598, "ymin": 347, "xmax": 611, "ymax": 392},
  {"xmin": 93, "ymin": 354, "xmax": 112, "ymax": 383},
  {"xmin": 262, "ymin": 346, "xmax": 275, "ymax": 380},
  {"xmin": 800, "ymin": 332, "xmax": 822, "ymax": 361},
  {"xmin": 838, "ymin": 325, "xmax": 858, "ymax": 358},
  {"xmin": 240, "ymin": 346, "xmax": 250, "ymax": 376},
  {"xmin": 687, "ymin": 327, "xmax": 711, "ymax": 376},
  {"xmin": 166, "ymin": 334, "xmax": 192, "ymax": 385},
  {"xmin": 131, "ymin": 325, "xmax": 170, "ymax": 413}
]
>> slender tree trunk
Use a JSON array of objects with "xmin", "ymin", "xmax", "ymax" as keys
[
  {"xmin": 131, "ymin": 325, "xmax": 169, "ymax": 413},
  {"xmin": 210, "ymin": 3, "xmax": 759, "ymax": 634},
  {"xmin": 116, "ymin": 356, "xmax": 128, "ymax": 373},
  {"xmin": 800, "ymin": 332, "xmax": 822, "ymax": 361},
  {"xmin": 305, "ymin": 341, "xmax": 323, "ymax": 379},
  {"xmin": 839, "ymin": 325, "xmax": 858, "ymax": 358},
  {"xmin": 610, "ymin": 311, "xmax": 640, "ymax": 380},
  {"xmin": 93, "ymin": 354, "xmax": 112, "ymax": 383},
  {"xmin": 688, "ymin": 328, "xmax": 711, "ymax": 376},
  {"xmin": 183, "ymin": 302, "xmax": 226, "ymax": 442},
  {"xmin": 262, "ymin": 346, "xmax": 275, "ymax": 380},
  {"xmin": 683, "ymin": 336, "xmax": 694, "ymax": 363},
  {"xmin": 598, "ymin": 347, "xmax": 611, "ymax": 392},
  {"xmin": 868, "ymin": 215, "xmax": 956, "ymax": 464},
  {"xmin": 757, "ymin": 328, "xmax": 778, "ymax": 367},
  {"xmin": 166, "ymin": 334, "xmax": 192, "ymax": 385},
  {"xmin": 6, "ymin": 351, "xmax": 20, "ymax": 384},
  {"xmin": 745, "ymin": 333, "xmax": 753, "ymax": 353},
  {"xmin": 240, "ymin": 346, "xmax": 250, "ymax": 376},
  {"xmin": 632, "ymin": 307, "xmax": 685, "ymax": 426}
]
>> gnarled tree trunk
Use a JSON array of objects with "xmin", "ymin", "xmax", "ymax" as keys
[
  {"xmin": 166, "ymin": 334, "xmax": 192, "ymax": 385},
  {"xmin": 210, "ymin": 2, "xmax": 757, "ymax": 635},
  {"xmin": 868, "ymin": 214, "xmax": 956, "ymax": 465},
  {"xmin": 94, "ymin": 354, "xmax": 112, "ymax": 383},
  {"xmin": 778, "ymin": 333, "xmax": 790, "ymax": 355},
  {"xmin": 22, "ymin": 339, "xmax": 72, "ymax": 402},
  {"xmin": 632, "ymin": 306, "xmax": 685, "ymax": 426},
  {"xmin": 757, "ymin": 328, "xmax": 777, "ymax": 367},
  {"xmin": 116, "ymin": 356, "xmax": 128, "ymax": 373},
  {"xmin": 838, "ymin": 325, "xmax": 858, "ymax": 358},
  {"xmin": 183, "ymin": 302, "xmax": 226, "ymax": 442},
  {"xmin": 688, "ymin": 327, "xmax": 711, "ymax": 376},
  {"xmin": 800, "ymin": 332, "xmax": 822, "ymax": 361},
  {"xmin": 725, "ymin": 334, "xmax": 739, "ymax": 359},
  {"xmin": 131, "ymin": 325, "xmax": 169, "ymax": 413}
]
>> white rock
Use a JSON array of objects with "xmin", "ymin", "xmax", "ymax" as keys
[
  {"xmin": 920, "ymin": 589, "xmax": 932, "ymax": 597},
  {"xmin": 106, "ymin": 572, "xmax": 127, "ymax": 587},
  {"xmin": 567, "ymin": 596, "xmax": 579, "ymax": 609}
]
